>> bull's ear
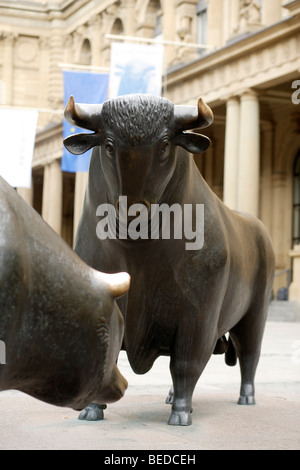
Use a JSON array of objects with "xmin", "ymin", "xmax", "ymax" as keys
[
  {"xmin": 173, "ymin": 131, "xmax": 211, "ymax": 154},
  {"xmin": 63, "ymin": 132, "xmax": 102, "ymax": 155}
]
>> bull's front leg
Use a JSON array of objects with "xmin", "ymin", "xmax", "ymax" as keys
[{"xmin": 168, "ymin": 333, "xmax": 214, "ymax": 426}]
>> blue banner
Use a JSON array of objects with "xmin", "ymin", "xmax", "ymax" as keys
[{"xmin": 62, "ymin": 70, "xmax": 109, "ymax": 172}]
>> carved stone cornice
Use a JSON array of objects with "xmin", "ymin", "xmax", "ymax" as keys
[
  {"xmin": 0, "ymin": 31, "xmax": 18, "ymax": 44},
  {"xmin": 284, "ymin": 0, "xmax": 300, "ymax": 16},
  {"xmin": 166, "ymin": 16, "xmax": 300, "ymax": 105}
]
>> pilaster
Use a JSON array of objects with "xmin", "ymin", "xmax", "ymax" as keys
[
  {"xmin": 48, "ymin": 21, "xmax": 64, "ymax": 112},
  {"xmin": 2, "ymin": 32, "xmax": 17, "ymax": 105}
]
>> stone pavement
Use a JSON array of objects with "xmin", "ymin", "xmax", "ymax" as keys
[{"xmin": 0, "ymin": 320, "xmax": 299, "ymax": 451}]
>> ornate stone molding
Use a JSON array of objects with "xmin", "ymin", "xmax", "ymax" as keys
[
  {"xmin": 0, "ymin": 31, "xmax": 18, "ymax": 44},
  {"xmin": 166, "ymin": 18, "xmax": 300, "ymax": 105}
]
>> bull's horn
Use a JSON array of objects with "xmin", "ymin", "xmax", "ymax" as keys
[
  {"xmin": 174, "ymin": 97, "xmax": 214, "ymax": 131},
  {"xmin": 64, "ymin": 95, "xmax": 103, "ymax": 132},
  {"xmin": 99, "ymin": 272, "xmax": 131, "ymax": 298}
]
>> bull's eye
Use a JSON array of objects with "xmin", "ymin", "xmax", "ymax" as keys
[
  {"xmin": 159, "ymin": 139, "xmax": 170, "ymax": 162},
  {"xmin": 104, "ymin": 139, "xmax": 115, "ymax": 157}
]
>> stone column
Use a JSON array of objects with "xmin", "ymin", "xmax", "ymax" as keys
[
  {"xmin": 73, "ymin": 172, "xmax": 88, "ymax": 246},
  {"xmin": 48, "ymin": 20, "xmax": 64, "ymax": 113},
  {"xmin": 42, "ymin": 159, "xmax": 63, "ymax": 235},
  {"xmin": 262, "ymin": 0, "xmax": 282, "ymax": 26},
  {"xmin": 237, "ymin": 90, "xmax": 260, "ymax": 217},
  {"xmin": 223, "ymin": 96, "xmax": 240, "ymax": 210}
]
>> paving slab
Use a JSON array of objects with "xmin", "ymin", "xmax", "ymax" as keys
[{"xmin": 0, "ymin": 321, "xmax": 299, "ymax": 451}]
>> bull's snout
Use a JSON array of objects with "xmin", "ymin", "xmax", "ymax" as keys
[
  {"xmin": 99, "ymin": 365, "xmax": 128, "ymax": 403},
  {"xmin": 116, "ymin": 197, "xmax": 151, "ymax": 220}
]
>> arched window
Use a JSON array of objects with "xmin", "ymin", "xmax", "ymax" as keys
[
  {"xmin": 292, "ymin": 149, "xmax": 300, "ymax": 246},
  {"xmin": 111, "ymin": 18, "xmax": 124, "ymax": 36},
  {"xmin": 79, "ymin": 38, "xmax": 91, "ymax": 65}
]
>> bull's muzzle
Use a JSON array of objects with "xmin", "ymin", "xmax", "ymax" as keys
[{"xmin": 116, "ymin": 197, "xmax": 151, "ymax": 221}]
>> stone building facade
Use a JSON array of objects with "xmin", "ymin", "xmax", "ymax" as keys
[{"xmin": 0, "ymin": 0, "xmax": 300, "ymax": 300}]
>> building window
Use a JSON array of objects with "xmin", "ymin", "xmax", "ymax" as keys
[
  {"xmin": 154, "ymin": 9, "xmax": 163, "ymax": 40},
  {"xmin": 111, "ymin": 18, "xmax": 124, "ymax": 36},
  {"xmin": 292, "ymin": 150, "xmax": 300, "ymax": 246},
  {"xmin": 196, "ymin": 0, "xmax": 207, "ymax": 54},
  {"xmin": 79, "ymin": 38, "xmax": 91, "ymax": 65}
]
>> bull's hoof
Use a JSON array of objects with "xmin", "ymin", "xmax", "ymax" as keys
[
  {"xmin": 238, "ymin": 395, "xmax": 256, "ymax": 405},
  {"xmin": 78, "ymin": 403, "xmax": 107, "ymax": 421},
  {"xmin": 168, "ymin": 410, "xmax": 192, "ymax": 426}
]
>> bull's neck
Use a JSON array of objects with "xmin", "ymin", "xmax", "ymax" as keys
[{"xmin": 161, "ymin": 151, "xmax": 204, "ymax": 205}]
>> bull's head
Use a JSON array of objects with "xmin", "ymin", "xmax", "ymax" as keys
[{"xmin": 64, "ymin": 94, "xmax": 213, "ymax": 212}]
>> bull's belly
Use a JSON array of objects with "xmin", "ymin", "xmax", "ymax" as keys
[
  {"xmin": 123, "ymin": 325, "xmax": 173, "ymax": 375},
  {"xmin": 122, "ymin": 300, "xmax": 175, "ymax": 374},
  {"xmin": 124, "ymin": 342, "xmax": 170, "ymax": 375}
]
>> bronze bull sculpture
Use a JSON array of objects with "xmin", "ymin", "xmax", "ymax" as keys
[
  {"xmin": 0, "ymin": 176, "xmax": 129, "ymax": 412},
  {"xmin": 64, "ymin": 93, "xmax": 275, "ymax": 426}
]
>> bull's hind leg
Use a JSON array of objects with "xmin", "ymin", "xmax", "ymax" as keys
[{"xmin": 230, "ymin": 302, "xmax": 268, "ymax": 406}]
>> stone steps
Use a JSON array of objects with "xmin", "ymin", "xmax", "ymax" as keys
[{"xmin": 268, "ymin": 300, "xmax": 300, "ymax": 322}]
